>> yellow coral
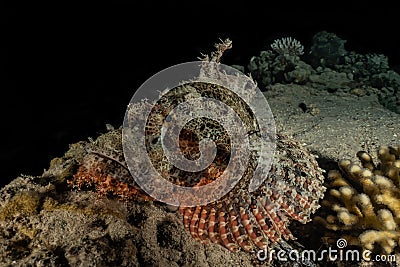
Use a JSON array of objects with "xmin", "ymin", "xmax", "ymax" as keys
[{"xmin": 315, "ymin": 145, "xmax": 400, "ymax": 254}]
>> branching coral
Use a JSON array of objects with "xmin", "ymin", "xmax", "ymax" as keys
[
  {"xmin": 315, "ymin": 145, "xmax": 400, "ymax": 254},
  {"xmin": 248, "ymin": 36, "xmax": 312, "ymax": 87},
  {"xmin": 271, "ymin": 37, "xmax": 304, "ymax": 56}
]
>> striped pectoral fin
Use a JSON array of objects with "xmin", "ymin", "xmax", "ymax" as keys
[
  {"xmin": 207, "ymin": 207, "xmax": 219, "ymax": 244},
  {"xmin": 239, "ymin": 207, "xmax": 267, "ymax": 250},
  {"xmin": 189, "ymin": 206, "xmax": 202, "ymax": 241},
  {"xmin": 266, "ymin": 203, "xmax": 294, "ymax": 240},
  {"xmin": 278, "ymin": 190, "xmax": 311, "ymax": 226},
  {"xmin": 227, "ymin": 204, "xmax": 253, "ymax": 252},
  {"xmin": 180, "ymin": 207, "xmax": 194, "ymax": 231},
  {"xmin": 218, "ymin": 210, "xmax": 239, "ymax": 252},
  {"xmin": 197, "ymin": 207, "xmax": 210, "ymax": 244},
  {"xmin": 259, "ymin": 198, "xmax": 284, "ymax": 242},
  {"xmin": 253, "ymin": 198, "xmax": 272, "ymax": 237},
  {"xmin": 280, "ymin": 199, "xmax": 308, "ymax": 224},
  {"xmin": 249, "ymin": 205, "xmax": 269, "ymax": 249}
]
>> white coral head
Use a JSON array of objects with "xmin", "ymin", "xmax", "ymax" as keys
[{"xmin": 271, "ymin": 37, "xmax": 304, "ymax": 56}]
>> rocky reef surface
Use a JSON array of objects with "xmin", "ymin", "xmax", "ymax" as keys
[{"xmin": 249, "ymin": 31, "xmax": 400, "ymax": 115}]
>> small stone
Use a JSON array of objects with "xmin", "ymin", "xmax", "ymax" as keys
[
  {"xmin": 299, "ymin": 103, "xmax": 320, "ymax": 116},
  {"xmin": 350, "ymin": 88, "xmax": 366, "ymax": 97}
]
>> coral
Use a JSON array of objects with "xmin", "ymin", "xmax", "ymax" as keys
[
  {"xmin": 339, "ymin": 52, "xmax": 390, "ymax": 80},
  {"xmin": 314, "ymin": 145, "xmax": 400, "ymax": 254},
  {"xmin": 334, "ymin": 50, "xmax": 399, "ymax": 104},
  {"xmin": 248, "ymin": 37, "xmax": 313, "ymax": 88},
  {"xmin": 306, "ymin": 31, "xmax": 400, "ymax": 114},
  {"xmin": 270, "ymin": 37, "xmax": 304, "ymax": 56},
  {"xmin": 369, "ymin": 70, "xmax": 400, "ymax": 89},
  {"xmin": 308, "ymin": 31, "xmax": 347, "ymax": 68},
  {"xmin": 368, "ymin": 70, "xmax": 400, "ymax": 115},
  {"xmin": 248, "ymin": 31, "xmax": 400, "ymax": 115},
  {"xmin": 377, "ymin": 86, "xmax": 400, "ymax": 114}
]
